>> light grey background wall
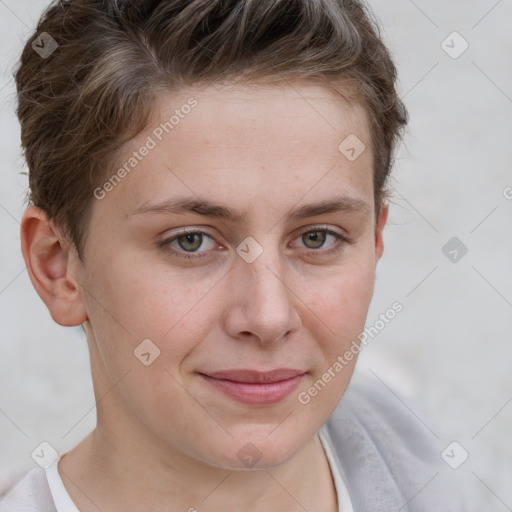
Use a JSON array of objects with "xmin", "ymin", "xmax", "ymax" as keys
[{"xmin": 0, "ymin": 0, "xmax": 510, "ymax": 508}]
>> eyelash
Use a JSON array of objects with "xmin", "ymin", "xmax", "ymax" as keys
[{"xmin": 158, "ymin": 226, "xmax": 354, "ymax": 261}]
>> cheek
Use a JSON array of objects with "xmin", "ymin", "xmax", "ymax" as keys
[
  {"xmin": 305, "ymin": 253, "xmax": 375, "ymax": 326},
  {"xmin": 88, "ymin": 253, "xmax": 185, "ymax": 330},
  {"xmin": 298, "ymin": 249, "xmax": 376, "ymax": 371},
  {"xmin": 84, "ymin": 258, "xmax": 218, "ymax": 371}
]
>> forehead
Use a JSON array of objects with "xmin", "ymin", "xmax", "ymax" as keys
[
  {"xmin": 154, "ymin": 80, "xmax": 369, "ymax": 147},
  {"xmin": 103, "ymin": 80, "xmax": 374, "ymax": 218}
]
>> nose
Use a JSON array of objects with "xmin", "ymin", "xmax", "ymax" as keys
[{"xmin": 222, "ymin": 241, "xmax": 301, "ymax": 345}]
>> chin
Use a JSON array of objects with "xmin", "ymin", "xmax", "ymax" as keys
[{"xmin": 201, "ymin": 429, "xmax": 308, "ymax": 471}]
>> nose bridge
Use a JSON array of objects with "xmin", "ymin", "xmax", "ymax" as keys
[
  {"xmin": 244, "ymin": 237, "xmax": 290, "ymax": 313},
  {"xmin": 227, "ymin": 234, "xmax": 299, "ymax": 342}
]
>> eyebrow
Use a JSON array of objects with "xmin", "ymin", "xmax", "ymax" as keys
[{"xmin": 128, "ymin": 196, "xmax": 371, "ymax": 223}]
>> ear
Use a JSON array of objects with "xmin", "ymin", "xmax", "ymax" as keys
[
  {"xmin": 20, "ymin": 206, "xmax": 88, "ymax": 326},
  {"xmin": 374, "ymin": 202, "xmax": 389, "ymax": 263}
]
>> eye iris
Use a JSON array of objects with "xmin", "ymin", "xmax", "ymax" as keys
[
  {"xmin": 178, "ymin": 233, "xmax": 202, "ymax": 251},
  {"xmin": 303, "ymin": 231, "xmax": 326, "ymax": 249}
]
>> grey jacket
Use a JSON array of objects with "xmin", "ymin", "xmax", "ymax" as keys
[
  {"xmin": 323, "ymin": 375, "xmax": 471, "ymax": 511},
  {"xmin": 0, "ymin": 375, "xmax": 471, "ymax": 511}
]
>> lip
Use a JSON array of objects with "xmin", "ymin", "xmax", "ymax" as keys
[{"xmin": 199, "ymin": 369, "xmax": 306, "ymax": 405}]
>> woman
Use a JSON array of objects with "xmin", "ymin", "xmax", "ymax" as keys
[{"xmin": 2, "ymin": 0, "xmax": 465, "ymax": 510}]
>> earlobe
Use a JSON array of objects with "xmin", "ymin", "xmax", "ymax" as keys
[
  {"xmin": 375, "ymin": 203, "xmax": 389, "ymax": 263},
  {"xmin": 20, "ymin": 206, "xmax": 88, "ymax": 327}
]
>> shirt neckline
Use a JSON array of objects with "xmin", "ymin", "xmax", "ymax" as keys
[
  {"xmin": 46, "ymin": 428, "xmax": 353, "ymax": 512},
  {"xmin": 318, "ymin": 424, "xmax": 354, "ymax": 512},
  {"xmin": 45, "ymin": 457, "xmax": 81, "ymax": 512}
]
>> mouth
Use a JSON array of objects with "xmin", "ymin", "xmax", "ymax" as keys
[{"xmin": 198, "ymin": 368, "xmax": 306, "ymax": 405}]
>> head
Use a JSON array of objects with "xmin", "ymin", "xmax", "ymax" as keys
[{"xmin": 17, "ymin": 0, "xmax": 407, "ymax": 469}]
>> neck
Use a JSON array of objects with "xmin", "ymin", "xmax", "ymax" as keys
[{"xmin": 58, "ymin": 420, "xmax": 337, "ymax": 512}]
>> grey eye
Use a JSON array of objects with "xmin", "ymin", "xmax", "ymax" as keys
[
  {"xmin": 177, "ymin": 233, "xmax": 204, "ymax": 252},
  {"xmin": 302, "ymin": 231, "xmax": 327, "ymax": 249}
]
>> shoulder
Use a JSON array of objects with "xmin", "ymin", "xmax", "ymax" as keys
[
  {"xmin": 324, "ymin": 374, "xmax": 465, "ymax": 511},
  {"xmin": 0, "ymin": 466, "xmax": 56, "ymax": 512}
]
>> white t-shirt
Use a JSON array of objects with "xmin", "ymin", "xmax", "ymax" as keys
[{"xmin": 0, "ymin": 424, "xmax": 353, "ymax": 512}]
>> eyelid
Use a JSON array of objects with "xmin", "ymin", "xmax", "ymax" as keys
[
  {"xmin": 159, "ymin": 226, "xmax": 218, "ymax": 242},
  {"xmin": 294, "ymin": 224, "xmax": 347, "ymax": 239}
]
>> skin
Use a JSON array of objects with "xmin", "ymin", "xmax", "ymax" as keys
[{"xmin": 21, "ymin": 80, "xmax": 388, "ymax": 512}]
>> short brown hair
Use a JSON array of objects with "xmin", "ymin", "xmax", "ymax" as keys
[{"xmin": 15, "ymin": 0, "xmax": 408, "ymax": 261}]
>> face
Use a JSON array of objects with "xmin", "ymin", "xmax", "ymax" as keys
[{"xmin": 74, "ymin": 81, "xmax": 387, "ymax": 470}]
